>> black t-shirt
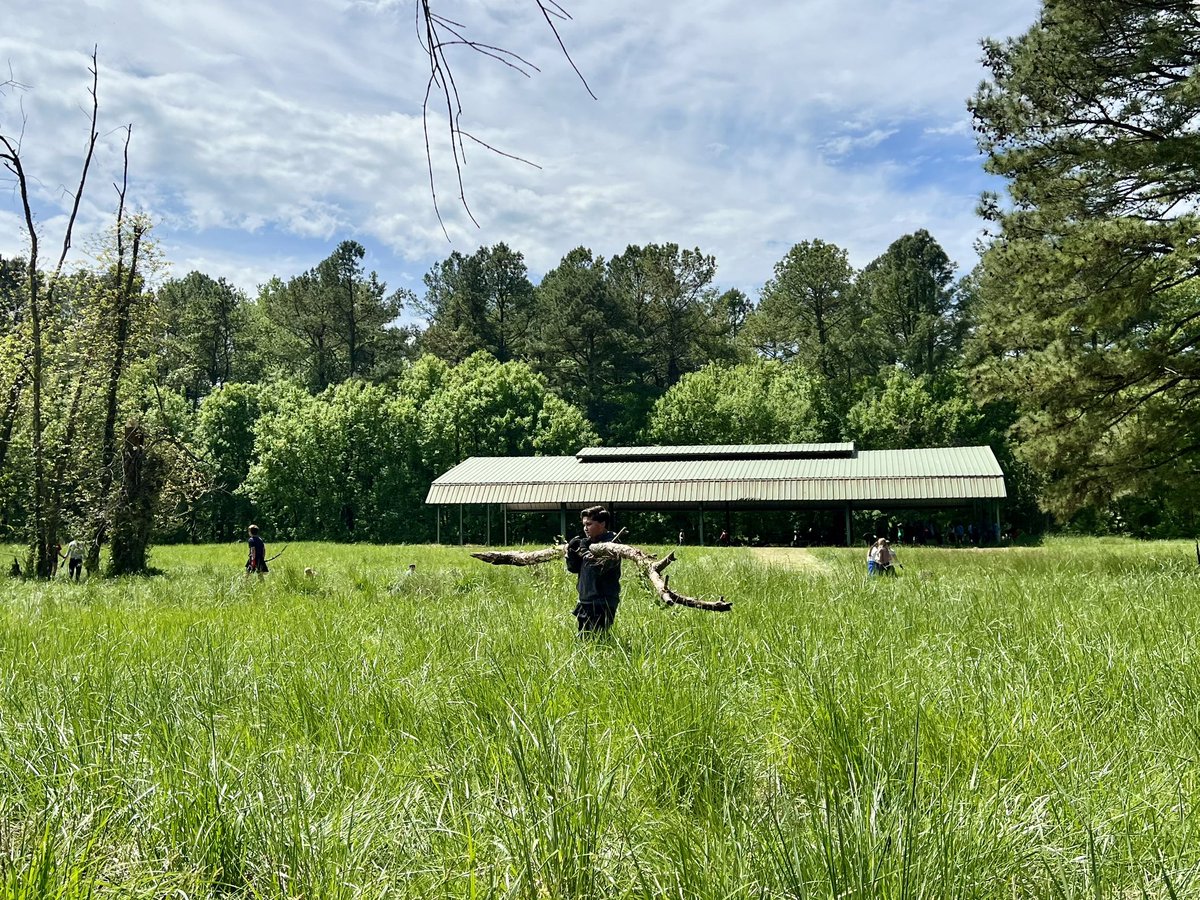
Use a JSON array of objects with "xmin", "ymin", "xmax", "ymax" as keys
[{"xmin": 565, "ymin": 530, "xmax": 620, "ymax": 603}]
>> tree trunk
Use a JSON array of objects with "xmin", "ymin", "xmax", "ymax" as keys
[{"xmin": 109, "ymin": 422, "xmax": 162, "ymax": 575}]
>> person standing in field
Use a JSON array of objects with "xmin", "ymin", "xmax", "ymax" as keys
[
  {"xmin": 867, "ymin": 537, "xmax": 896, "ymax": 576},
  {"xmin": 565, "ymin": 506, "xmax": 621, "ymax": 634},
  {"xmin": 64, "ymin": 539, "xmax": 85, "ymax": 581},
  {"xmin": 246, "ymin": 524, "xmax": 269, "ymax": 575}
]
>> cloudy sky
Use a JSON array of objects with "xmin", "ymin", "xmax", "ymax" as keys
[{"xmin": 1, "ymin": 0, "xmax": 1039, "ymax": 310}]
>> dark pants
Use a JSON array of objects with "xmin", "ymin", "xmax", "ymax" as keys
[
  {"xmin": 574, "ymin": 598, "xmax": 619, "ymax": 633},
  {"xmin": 68, "ymin": 558, "xmax": 82, "ymax": 581}
]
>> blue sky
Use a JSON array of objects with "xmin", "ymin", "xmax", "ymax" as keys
[{"xmin": 1, "ymin": 0, "xmax": 1039, "ymax": 312}]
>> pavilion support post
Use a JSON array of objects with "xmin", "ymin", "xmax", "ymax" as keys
[
  {"xmin": 994, "ymin": 501, "xmax": 1002, "ymax": 542},
  {"xmin": 699, "ymin": 503, "xmax": 705, "ymax": 546},
  {"xmin": 459, "ymin": 504, "xmax": 464, "ymax": 546},
  {"xmin": 436, "ymin": 505, "xmax": 441, "ymax": 544},
  {"xmin": 844, "ymin": 503, "xmax": 852, "ymax": 547},
  {"xmin": 486, "ymin": 505, "xmax": 491, "ymax": 546},
  {"xmin": 559, "ymin": 503, "xmax": 567, "ymax": 540},
  {"xmin": 503, "ymin": 506, "xmax": 508, "ymax": 546}
]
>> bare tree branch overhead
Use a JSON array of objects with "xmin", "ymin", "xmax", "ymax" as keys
[{"xmin": 416, "ymin": 1, "xmax": 595, "ymax": 238}]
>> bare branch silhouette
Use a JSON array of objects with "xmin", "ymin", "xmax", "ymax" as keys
[{"xmin": 417, "ymin": 0, "xmax": 594, "ymax": 239}]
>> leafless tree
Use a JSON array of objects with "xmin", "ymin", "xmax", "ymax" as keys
[{"xmin": 0, "ymin": 49, "xmax": 100, "ymax": 577}]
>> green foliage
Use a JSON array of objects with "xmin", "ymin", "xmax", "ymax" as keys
[
  {"xmin": 529, "ymin": 247, "xmax": 638, "ymax": 440},
  {"xmin": 257, "ymin": 241, "xmax": 408, "ymax": 392},
  {"xmin": 646, "ymin": 359, "xmax": 826, "ymax": 445},
  {"xmin": 417, "ymin": 352, "xmax": 597, "ymax": 476},
  {"xmin": 607, "ymin": 242, "xmax": 737, "ymax": 392},
  {"xmin": 845, "ymin": 369, "xmax": 985, "ymax": 450},
  {"xmin": 156, "ymin": 271, "xmax": 261, "ymax": 403},
  {"xmin": 416, "ymin": 242, "xmax": 537, "ymax": 364},
  {"xmin": 741, "ymin": 239, "xmax": 865, "ymax": 383},
  {"xmin": 244, "ymin": 380, "xmax": 416, "ymax": 541},
  {"xmin": 857, "ymin": 229, "xmax": 962, "ymax": 376},
  {"xmin": 242, "ymin": 355, "xmax": 594, "ymax": 542},
  {"xmin": 968, "ymin": 0, "xmax": 1200, "ymax": 517},
  {"xmin": 192, "ymin": 383, "xmax": 261, "ymax": 541}
]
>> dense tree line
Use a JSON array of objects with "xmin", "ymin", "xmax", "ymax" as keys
[
  {"xmin": 1, "ymin": 224, "xmax": 1042, "ymax": 549},
  {"xmin": 6, "ymin": 0, "xmax": 1200, "ymax": 566}
]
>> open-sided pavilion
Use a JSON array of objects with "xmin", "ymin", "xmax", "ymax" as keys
[{"xmin": 425, "ymin": 443, "xmax": 1007, "ymax": 546}]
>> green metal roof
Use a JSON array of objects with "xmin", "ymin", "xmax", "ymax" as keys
[
  {"xmin": 575, "ymin": 443, "xmax": 855, "ymax": 461},
  {"xmin": 426, "ymin": 445, "xmax": 1007, "ymax": 509}
]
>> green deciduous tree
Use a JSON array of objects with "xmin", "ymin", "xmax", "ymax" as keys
[
  {"xmin": 244, "ymin": 380, "xmax": 419, "ymax": 541},
  {"xmin": 845, "ymin": 369, "xmax": 984, "ymax": 450},
  {"xmin": 968, "ymin": 0, "xmax": 1200, "ymax": 517},
  {"xmin": 417, "ymin": 352, "xmax": 597, "ymax": 477},
  {"xmin": 192, "ymin": 382, "xmax": 261, "ymax": 541},
  {"xmin": 646, "ymin": 360, "xmax": 827, "ymax": 445}
]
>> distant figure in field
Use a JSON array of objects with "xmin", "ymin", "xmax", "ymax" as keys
[
  {"xmin": 406, "ymin": 563, "xmax": 416, "ymax": 575},
  {"xmin": 246, "ymin": 525, "xmax": 269, "ymax": 575},
  {"xmin": 717, "ymin": 528, "xmax": 730, "ymax": 546},
  {"xmin": 8, "ymin": 557, "xmax": 19, "ymax": 577},
  {"xmin": 64, "ymin": 539, "xmax": 85, "ymax": 582},
  {"xmin": 867, "ymin": 538, "xmax": 897, "ymax": 576},
  {"xmin": 565, "ymin": 505, "xmax": 621, "ymax": 635},
  {"xmin": 678, "ymin": 529, "xmax": 685, "ymax": 546}
]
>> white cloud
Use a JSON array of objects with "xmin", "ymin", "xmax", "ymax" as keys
[{"xmin": 1, "ymin": 0, "xmax": 1040, "ymax": 299}]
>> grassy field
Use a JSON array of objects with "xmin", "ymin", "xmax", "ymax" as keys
[{"xmin": 0, "ymin": 537, "xmax": 1198, "ymax": 898}]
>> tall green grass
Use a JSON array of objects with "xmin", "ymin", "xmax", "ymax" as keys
[{"xmin": 0, "ymin": 537, "xmax": 1197, "ymax": 897}]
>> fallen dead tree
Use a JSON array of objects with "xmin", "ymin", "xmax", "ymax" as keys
[
  {"xmin": 470, "ymin": 540, "xmax": 732, "ymax": 612},
  {"xmin": 469, "ymin": 546, "xmax": 563, "ymax": 566}
]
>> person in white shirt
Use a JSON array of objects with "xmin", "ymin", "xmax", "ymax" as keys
[
  {"xmin": 64, "ymin": 539, "xmax": 85, "ymax": 581},
  {"xmin": 867, "ymin": 538, "xmax": 897, "ymax": 576}
]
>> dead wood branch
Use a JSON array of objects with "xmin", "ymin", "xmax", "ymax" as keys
[
  {"xmin": 585, "ymin": 542, "xmax": 731, "ymax": 612},
  {"xmin": 470, "ymin": 546, "xmax": 564, "ymax": 566},
  {"xmin": 416, "ymin": 1, "xmax": 594, "ymax": 238},
  {"xmin": 471, "ymin": 540, "xmax": 732, "ymax": 612}
]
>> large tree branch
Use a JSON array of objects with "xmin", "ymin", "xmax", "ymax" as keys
[{"xmin": 471, "ymin": 541, "xmax": 732, "ymax": 612}]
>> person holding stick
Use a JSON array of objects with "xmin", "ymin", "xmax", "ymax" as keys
[
  {"xmin": 564, "ymin": 506, "xmax": 622, "ymax": 634},
  {"xmin": 246, "ymin": 524, "xmax": 269, "ymax": 575}
]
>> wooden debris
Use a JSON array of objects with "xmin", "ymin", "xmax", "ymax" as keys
[
  {"xmin": 469, "ymin": 546, "xmax": 564, "ymax": 566},
  {"xmin": 585, "ymin": 542, "xmax": 731, "ymax": 612},
  {"xmin": 471, "ymin": 539, "xmax": 732, "ymax": 612}
]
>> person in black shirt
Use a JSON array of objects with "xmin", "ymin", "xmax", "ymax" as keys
[
  {"xmin": 246, "ymin": 524, "xmax": 269, "ymax": 575},
  {"xmin": 564, "ymin": 505, "xmax": 621, "ymax": 634}
]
